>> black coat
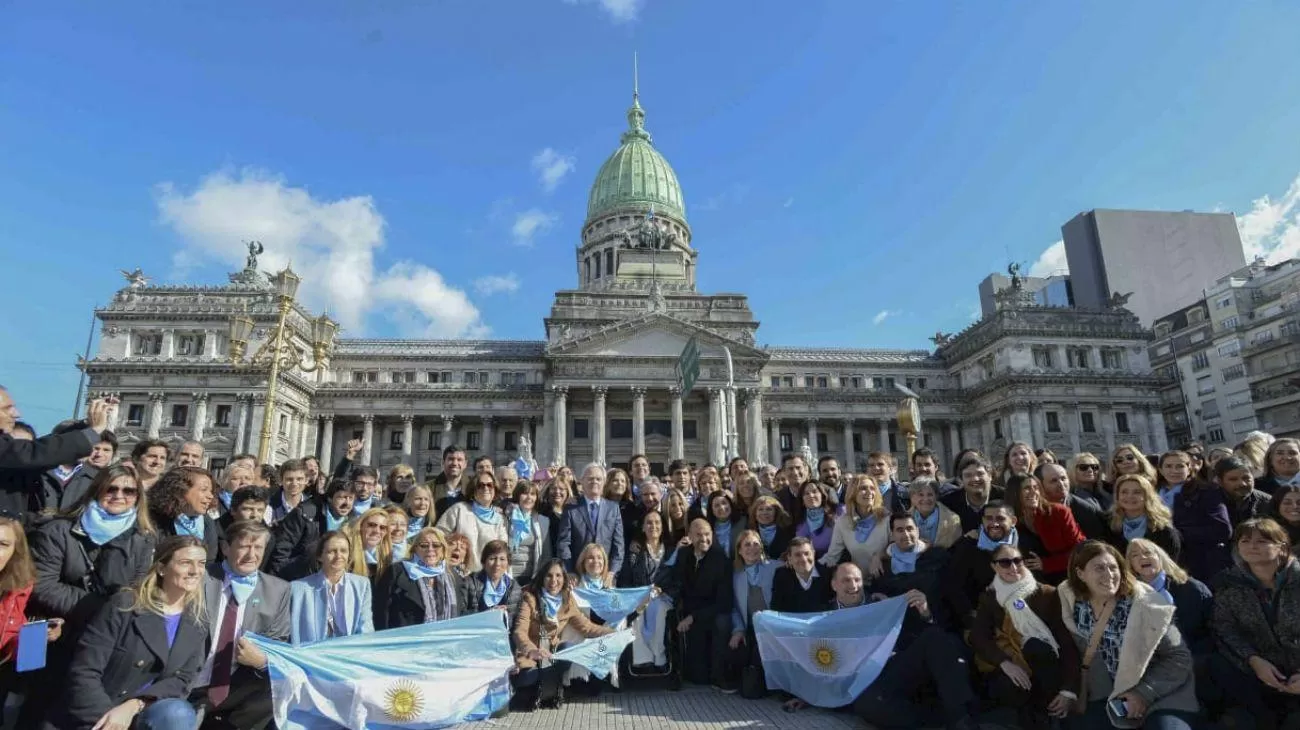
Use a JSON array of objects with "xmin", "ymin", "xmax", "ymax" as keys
[
  {"xmin": 269, "ymin": 506, "xmax": 346, "ymax": 581},
  {"xmin": 619, "ymin": 542, "xmax": 670, "ymax": 588},
  {"xmin": 943, "ymin": 536, "xmax": 997, "ymax": 631},
  {"xmin": 661, "ymin": 546, "xmax": 733, "ymax": 626},
  {"xmin": 463, "ymin": 571, "xmax": 523, "ymax": 620},
  {"xmin": 770, "ymin": 565, "xmax": 832, "ymax": 613},
  {"xmin": 875, "ymin": 548, "xmax": 952, "ymax": 640},
  {"xmin": 1104, "ymin": 520, "xmax": 1183, "ymax": 563},
  {"xmin": 0, "ymin": 427, "xmax": 95, "ymax": 472},
  {"xmin": 38, "ymin": 465, "xmax": 98, "ymax": 515},
  {"xmin": 150, "ymin": 509, "xmax": 221, "ymax": 564},
  {"xmin": 757, "ymin": 523, "xmax": 794, "ymax": 561},
  {"xmin": 44, "ymin": 592, "xmax": 206, "ymax": 730},
  {"xmin": 1066, "ymin": 492, "xmax": 1109, "ymax": 540},
  {"xmin": 374, "ymin": 565, "xmax": 469, "ymax": 630},
  {"xmin": 940, "ymin": 487, "xmax": 1007, "ymax": 533},
  {"xmin": 28, "ymin": 518, "xmax": 156, "ymax": 631},
  {"xmin": 1167, "ymin": 576, "xmax": 1214, "ymax": 656}
]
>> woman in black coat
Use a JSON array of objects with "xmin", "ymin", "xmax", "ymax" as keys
[
  {"xmin": 463, "ymin": 540, "xmax": 523, "ymax": 621},
  {"xmin": 374, "ymin": 526, "xmax": 468, "ymax": 629},
  {"xmin": 147, "ymin": 466, "xmax": 220, "ymax": 563},
  {"xmin": 43, "ymin": 536, "xmax": 207, "ymax": 730}
]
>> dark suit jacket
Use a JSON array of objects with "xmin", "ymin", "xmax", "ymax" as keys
[
  {"xmin": 769, "ymin": 565, "xmax": 832, "ymax": 613},
  {"xmin": 202, "ymin": 564, "xmax": 292, "ymax": 647},
  {"xmin": 464, "ymin": 571, "xmax": 523, "ymax": 620},
  {"xmin": 661, "ymin": 546, "xmax": 733, "ymax": 626},
  {"xmin": 0, "ymin": 427, "xmax": 97, "ymax": 517},
  {"xmin": 38, "ymin": 464, "xmax": 98, "ymax": 514},
  {"xmin": 557, "ymin": 497, "xmax": 625, "ymax": 575},
  {"xmin": 151, "ymin": 509, "xmax": 221, "ymax": 564},
  {"xmin": 1065, "ymin": 492, "xmax": 1109, "ymax": 540},
  {"xmin": 46, "ymin": 592, "xmax": 206, "ymax": 729},
  {"xmin": 373, "ymin": 565, "xmax": 469, "ymax": 630},
  {"xmin": 875, "ymin": 547, "xmax": 951, "ymax": 639},
  {"xmin": 943, "ymin": 536, "xmax": 997, "ymax": 631},
  {"xmin": 758, "ymin": 524, "xmax": 794, "ymax": 561},
  {"xmin": 269, "ymin": 506, "xmax": 346, "ymax": 581},
  {"xmin": 940, "ymin": 487, "xmax": 1007, "ymax": 533}
]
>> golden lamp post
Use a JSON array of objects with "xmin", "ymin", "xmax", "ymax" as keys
[
  {"xmin": 896, "ymin": 395, "xmax": 922, "ymax": 464},
  {"xmin": 227, "ymin": 263, "xmax": 338, "ymax": 464}
]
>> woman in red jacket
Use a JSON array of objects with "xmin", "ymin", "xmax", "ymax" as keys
[
  {"xmin": 1003, "ymin": 474, "xmax": 1085, "ymax": 585},
  {"xmin": 0, "ymin": 514, "xmax": 60, "ymax": 715}
]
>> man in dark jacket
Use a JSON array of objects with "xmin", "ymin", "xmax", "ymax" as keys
[
  {"xmin": 770, "ymin": 537, "xmax": 832, "ymax": 613},
  {"xmin": 940, "ymin": 456, "xmax": 1005, "ymax": 533},
  {"xmin": 874, "ymin": 512, "xmax": 953, "ymax": 637},
  {"xmin": 661, "ymin": 518, "xmax": 733, "ymax": 689},
  {"xmin": 944, "ymin": 501, "xmax": 1018, "ymax": 631},
  {"xmin": 1037, "ymin": 462, "xmax": 1108, "ymax": 539},
  {"xmin": 432, "ymin": 445, "xmax": 469, "ymax": 516},
  {"xmin": 0, "ymin": 389, "xmax": 111, "ymax": 515},
  {"xmin": 269, "ymin": 480, "xmax": 354, "ymax": 580}
]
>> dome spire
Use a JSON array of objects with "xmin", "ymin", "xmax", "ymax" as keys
[{"xmin": 624, "ymin": 52, "xmax": 649, "ymax": 142}]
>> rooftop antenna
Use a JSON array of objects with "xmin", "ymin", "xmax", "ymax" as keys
[{"xmin": 633, "ymin": 51, "xmax": 639, "ymax": 103}]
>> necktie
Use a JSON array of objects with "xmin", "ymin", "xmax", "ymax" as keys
[
  {"xmin": 589, "ymin": 503, "xmax": 599, "ymax": 530},
  {"xmin": 207, "ymin": 589, "xmax": 241, "ymax": 707}
]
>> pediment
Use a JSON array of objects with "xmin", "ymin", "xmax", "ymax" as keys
[{"xmin": 548, "ymin": 313, "xmax": 766, "ymax": 361}]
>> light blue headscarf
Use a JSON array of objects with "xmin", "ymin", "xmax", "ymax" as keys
[{"xmin": 79, "ymin": 503, "xmax": 137, "ymax": 546}]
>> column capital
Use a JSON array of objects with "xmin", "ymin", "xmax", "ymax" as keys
[
  {"xmin": 522, "ymin": 415, "xmax": 535, "ymax": 426},
  {"xmin": 591, "ymin": 385, "xmax": 608, "ymax": 398},
  {"xmin": 842, "ymin": 418, "xmax": 854, "ymax": 428},
  {"xmin": 707, "ymin": 387, "xmax": 722, "ymax": 400},
  {"xmin": 551, "ymin": 385, "xmax": 569, "ymax": 397},
  {"xmin": 669, "ymin": 385, "xmax": 682, "ymax": 397},
  {"xmin": 149, "ymin": 391, "xmax": 167, "ymax": 402},
  {"xmin": 631, "ymin": 386, "xmax": 648, "ymax": 398},
  {"xmin": 401, "ymin": 413, "xmax": 415, "ymax": 424},
  {"xmin": 251, "ymin": 393, "xmax": 267, "ymax": 406},
  {"xmin": 319, "ymin": 412, "xmax": 335, "ymax": 422},
  {"xmin": 191, "ymin": 392, "xmax": 209, "ymax": 403},
  {"xmin": 804, "ymin": 417, "xmax": 818, "ymax": 426},
  {"xmin": 441, "ymin": 415, "xmax": 455, "ymax": 427},
  {"xmin": 764, "ymin": 417, "xmax": 777, "ymax": 426},
  {"xmin": 362, "ymin": 413, "xmax": 375, "ymax": 423},
  {"xmin": 482, "ymin": 415, "xmax": 496, "ymax": 425}
]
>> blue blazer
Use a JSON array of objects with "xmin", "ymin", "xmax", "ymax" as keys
[
  {"xmin": 289, "ymin": 572, "xmax": 375, "ymax": 645},
  {"xmin": 557, "ymin": 497, "xmax": 625, "ymax": 575},
  {"xmin": 731, "ymin": 560, "xmax": 779, "ymax": 634}
]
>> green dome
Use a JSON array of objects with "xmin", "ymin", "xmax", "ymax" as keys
[{"xmin": 586, "ymin": 95, "xmax": 686, "ymax": 223}]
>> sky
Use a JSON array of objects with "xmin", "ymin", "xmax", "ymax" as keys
[{"xmin": 3, "ymin": 1, "xmax": 1300, "ymax": 432}]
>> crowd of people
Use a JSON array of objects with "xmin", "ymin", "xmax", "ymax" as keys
[{"xmin": 4, "ymin": 384, "xmax": 1300, "ymax": 729}]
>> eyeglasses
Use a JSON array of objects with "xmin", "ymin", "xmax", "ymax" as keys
[
  {"xmin": 415, "ymin": 541, "xmax": 445, "ymax": 550},
  {"xmin": 1077, "ymin": 464, "xmax": 1101, "ymax": 471},
  {"xmin": 992, "ymin": 557, "xmax": 1025, "ymax": 568},
  {"xmin": 475, "ymin": 482, "xmax": 495, "ymax": 490},
  {"xmin": 105, "ymin": 486, "xmax": 139, "ymax": 497}
]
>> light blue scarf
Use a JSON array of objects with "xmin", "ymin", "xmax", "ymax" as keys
[
  {"xmin": 581, "ymin": 574, "xmax": 604, "ymax": 591},
  {"xmin": 482, "ymin": 574, "xmax": 510, "ymax": 608},
  {"xmin": 805, "ymin": 510, "xmax": 826, "ymax": 532},
  {"xmin": 913, "ymin": 508, "xmax": 940, "ymax": 544},
  {"xmin": 391, "ymin": 541, "xmax": 407, "ymax": 561},
  {"xmin": 888, "ymin": 544, "xmax": 920, "ymax": 574},
  {"xmin": 79, "ymin": 503, "xmax": 137, "ymax": 546},
  {"xmin": 758, "ymin": 524, "xmax": 778, "ymax": 546},
  {"xmin": 1151, "ymin": 571, "xmax": 1174, "ymax": 604},
  {"xmin": 745, "ymin": 561, "xmax": 768, "ymax": 586},
  {"xmin": 977, "ymin": 527, "xmax": 1018, "ymax": 552},
  {"xmin": 715, "ymin": 521, "xmax": 734, "ymax": 556},
  {"xmin": 1159, "ymin": 484, "xmax": 1183, "ymax": 510},
  {"xmin": 541, "ymin": 590, "xmax": 563, "ymax": 620},
  {"xmin": 1123, "ymin": 515, "xmax": 1148, "ymax": 541},
  {"xmin": 174, "ymin": 513, "xmax": 205, "ymax": 540},
  {"xmin": 222, "ymin": 561, "xmax": 260, "ymax": 604},
  {"xmin": 509, "ymin": 507, "xmax": 532, "ymax": 549},
  {"xmin": 217, "ymin": 490, "xmax": 233, "ymax": 510},
  {"xmin": 406, "ymin": 515, "xmax": 426, "ymax": 539},
  {"xmin": 402, "ymin": 559, "xmax": 447, "ymax": 581},
  {"xmin": 325, "ymin": 510, "xmax": 346, "ymax": 533},
  {"xmin": 854, "ymin": 516, "xmax": 876, "ymax": 543},
  {"xmin": 472, "ymin": 502, "xmax": 501, "ymax": 526},
  {"xmin": 353, "ymin": 497, "xmax": 374, "ymax": 516},
  {"xmin": 365, "ymin": 548, "xmax": 378, "ymax": 566}
]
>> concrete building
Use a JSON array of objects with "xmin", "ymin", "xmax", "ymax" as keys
[
  {"xmin": 978, "ymin": 273, "xmax": 1073, "ymax": 318},
  {"xmin": 1063, "ymin": 209, "xmax": 1247, "ymax": 326},
  {"xmin": 80, "ymin": 87, "xmax": 1168, "ymax": 477}
]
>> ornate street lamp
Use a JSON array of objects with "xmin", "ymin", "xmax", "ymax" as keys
[{"xmin": 228, "ymin": 257, "xmax": 337, "ymax": 464}]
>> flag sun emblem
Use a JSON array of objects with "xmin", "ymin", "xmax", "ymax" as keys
[
  {"xmin": 809, "ymin": 641, "xmax": 838, "ymax": 673},
  {"xmin": 384, "ymin": 680, "xmax": 425, "ymax": 722}
]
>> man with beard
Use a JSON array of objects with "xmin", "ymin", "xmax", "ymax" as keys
[
  {"xmin": 660, "ymin": 519, "xmax": 732, "ymax": 690},
  {"xmin": 944, "ymin": 502, "xmax": 1021, "ymax": 631},
  {"xmin": 433, "ymin": 445, "xmax": 469, "ymax": 516},
  {"xmin": 777, "ymin": 454, "xmax": 810, "ymax": 517},
  {"xmin": 817, "ymin": 455, "xmax": 847, "ymax": 505}
]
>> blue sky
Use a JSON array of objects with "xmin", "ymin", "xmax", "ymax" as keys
[{"xmin": 4, "ymin": 1, "xmax": 1300, "ymax": 431}]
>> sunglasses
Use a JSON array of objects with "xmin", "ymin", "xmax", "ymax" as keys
[
  {"xmin": 1077, "ymin": 464, "xmax": 1101, "ymax": 471},
  {"xmin": 105, "ymin": 486, "xmax": 139, "ymax": 497},
  {"xmin": 1115, "ymin": 455, "xmax": 1138, "ymax": 463},
  {"xmin": 992, "ymin": 557, "xmax": 1025, "ymax": 568}
]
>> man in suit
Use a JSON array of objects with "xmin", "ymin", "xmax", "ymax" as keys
[
  {"xmin": 557, "ymin": 462, "xmax": 625, "ymax": 574},
  {"xmin": 269, "ymin": 479, "xmax": 355, "ymax": 581},
  {"xmin": 940, "ymin": 455, "xmax": 1005, "ymax": 533},
  {"xmin": 662, "ymin": 518, "xmax": 733, "ymax": 689},
  {"xmin": 770, "ymin": 537, "xmax": 832, "ymax": 612},
  {"xmin": 0, "ymin": 388, "xmax": 111, "ymax": 514},
  {"xmin": 865, "ymin": 451, "xmax": 911, "ymax": 514},
  {"xmin": 192, "ymin": 519, "xmax": 291, "ymax": 730}
]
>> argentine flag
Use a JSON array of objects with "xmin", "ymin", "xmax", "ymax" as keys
[
  {"xmin": 753, "ymin": 596, "xmax": 907, "ymax": 708},
  {"xmin": 245, "ymin": 612, "xmax": 514, "ymax": 729},
  {"xmin": 552, "ymin": 627, "xmax": 636, "ymax": 679},
  {"xmin": 572, "ymin": 585, "xmax": 653, "ymax": 625}
]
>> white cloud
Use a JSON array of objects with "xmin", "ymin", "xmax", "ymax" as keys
[
  {"xmin": 156, "ymin": 167, "xmax": 487, "ymax": 338},
  {"xmin": 1237, "ymin": 172, "xmax": 1300, "ymax": 264},
  {"xmin": 473, "ymin": 273, "xmax": 521, "ymax": 296},
  {"xmin": 783, "ymin": 197, "xmax": 794, "ymax": 208},
  {"xmin": 563, "ymin": 0, "xmax": 643, "ymax": 23},
  {"xmin": 1028, "ymin": 240, "xmax": 1068, "ymax": 277},
  {"xmin": 531, "ymin": 148, "xmax": 575, "ymax": 192},
  {"xmin": 512, "ymin": 209, "xmax": 558, "ymax": 246},
  {"xmin": 872, "ymin": 309, "xmax": 900, "ymax": 325}
]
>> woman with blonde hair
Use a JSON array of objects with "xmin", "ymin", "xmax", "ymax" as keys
[
  {"xmin": 905, "ymin": 478, "xmax": 963, "ymax": 549},
  {"xmin": 663, "ymin": 489, "xmax": 692, "ymax": 546},
  {"xmin": 1106, "ymin": 474, "xmax": 1182, "ymax": 561},
  {"xmin": 45, "ymin": 535, "xmax": 207, "ymax": 730},
  {"xmin": 374, "ymin": 526, "xmax": 467, "ymax": 629},
  {"xmin": 348, "ymin": 507, "xmax": 393, "ymax": 582},
  {"xmin": 402, "ymin": 483, "xmax": 436, "ymax": 540},
  {"xmin": 820, "ymin": 475, "xmax": 889, "ymax": 576},
  {"xmin": 1125, "ymin": 538, "xmax": 1214, "ymax": 710},
  {"xmin": 1068, "ymin": 452, "xmax": 1112, "ymax": 511},
  {"xmin": 436, "ymin": 471, "xmax": 508, "ymax": 573},
  {"xmin": 1234, "ymin": 435, "xmax": 1270, "ymax": 479},
  {"xmin": 384, "ymin": 463, "xmax": 417, "ymax": 504},
  {"xmin": 1104, "ymin": 443, "xmax": 1157, "ymax": 495},
  {"xmin": 1001, "ymin": 441, "xmax": 1039, "ymax": 486},
  {"xmin": 384, "ymin": 505, "xmax": 410, "ymax": 561},
  {"xmin": 1257, "ymin": 437, "xmax": 1300, "ymax": 495},
  {"xmin": 747, "ymin": 495, "xmax": 792, "ymax": 560}
]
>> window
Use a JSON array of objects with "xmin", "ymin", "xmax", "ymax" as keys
[
  {"xmin": 504, "ymin": 431, "xmax": 518, "ymax": 451},
  {"xmin": 133, "ymin": 333, "xmax": 162, "ymax": 356},
  {"xmin": 851, "ymin": 376, "xmax": 864, "ymax": 388},
  {"xmin": 465, "ymin": 372, "xmax": 478, "ymax": 385},
  {"xmin": 466, "ymin": 431, "xmax": 481, "ymax": 450},
  {"xmin": 126, "ymin": 404, "xmax": 144, "ymax": 427},
  {"xmin": 170, "ymin": 404, "xmax": 188, "ymax": 427},
  {"xmin": 770, "ymin": 376, "xmax": 781, "ymax": 388},
  {"xmin": 354, "ymin": 371, "xmax": 378, "ymax": 383},
  {"xmin": 782, "ymin": 376, "xmax": 794, "ymax": 387},
  {"xmin": 1115, "ymin": 412, "xmax": 1130, "ymax": 433},
  {"xmin": 426, "ymin": 370, "xmax": 453, "ymax": 383},
  {"xmin": 1032, "ymin": 347, "xmax": 1054, "ymax": 368},
  {"xmin": 888, "ymin": 433, "xmax": 897, "ymax": 452},
  {"xmin": 1232, "ymin": 416, "xmax": 1259, "ymax": 433},
  {"xmin": 1081, "ymin": 412, "xmax": 1096, "ymax": 433},
  {"xmin": 1218, "ymin": 341, "xmax": 1241, "ymax": 357},
  {"xmin": 779, "ymin": 433, "xmax": 793, "ymax": 451},
  {"xmin": 1191, "ymin": 353, "xmax": 1210, "ymax": 371},
  {"xmin": 1222, "ymin": 316, "xmax": 1240, "ymax": 330},
  {"xmin": 1223, "ymin": 364, "xmax": 1245, "ymax": 382},
  {"xmin": 1154, "ymin": 323, "xmax": 1173, "ymax": 337},
  {"xmin": 1101, "ymin": 349, "xmax": 1124, "ymax": 369},
  {"xmin": 1216, "ymin": 296, "xmax": 1233, "ymax": 309},
  {"xmin": 852, "ymin": 433, "xmax": 862, "ymax": 451},
  {"xmin": 427, "ymin": 430, "xmax": 441, "ymax": 450},
  {"xmin": 993, "ymin": 419, "xmax": 1003, "ymax": 440},
  {"xmin": 605, "ymin": 248, "xmax": 614, "ymax": 277},
  {"xmin": 1197, "ymin": 375, "xmax": 1215, "ymax": 395},
  {"xmin": 214, "ymin": 404, "xmax": 232, "ymax": 427},
  {"xmin": 610, "ymin": 419, "xmax": 633, "ymax": 439},
  {"xmin": 1154, "ymin": 345, "xmax": 1171, "ymax": 357},
  {"xmin": 872, "ymin": 377, "xmax": 884, "ymax": 389},
  {"xmin": 1187, "ymin": 309, "xmax": 1206, "ymax": 324},
  {"xmin": 816, "ymin": 376, "xmax": 828, "ymax": 388},
  {"xmin": 279, "ymin": 414, "xmax": 289, "ymax": 434},
  {"xmin": 1202, "ymin": 399, "xmax": 1221, "ymax": 420},
  {"xmin": 1208, "ymin": 428, "xmax": 1225, "ymax": 443},
  {"xmin": 646, "ymin": 419, "xmax": 672, "ymax": 438},
  {"xmin": 917, "ymin": 377, "xmax": 927, "ymax": 389},
  {"xmin": 208, "ymin": 458, "xmax": 227, "ymax": 477},
  {"xmin": 683, "ymin": 421, "xmax": 698, "ymax": 440},
  {"xmin": 1189, "ymin": 332, "xmax": 1205, "ymax": 343},
  {"xmin": 390, "ymin": 430, "xmax": 403, "ymax": 450},
  {"xmin": 1253, "ymin": 331, "xmax": 1276, "ymax": 346},
  {"xmin": 352, "ymin": 430, "xmax": 364, "ymax": 441},
  {"xmin": 176, "ymin": 333, "xmax": 205, "ymax": 356},
  {"xmin": 804, "ymin": 376, "xmax": 815, "ymax": 388},
  {"xmin": 980, "ymin": 357, "xmax": 995, "ymax": 380},
  {"xmin": 815, "ymin": 433, "xmax": 828, "ymax": 452},
  {"xmin": 500, "ymin": 372, "xmax": 527, "ymax": 385},
  {"xmin": 1045, "ymin": 412, "xmax": 1061, "ymax": 433},
  {"xmin": 572, "ymin": 419, "xmax": 589, "ymax": 439},
  {"xmin": 1068, "ymin": 347, "xmax": 1090, "ymax": 369}
]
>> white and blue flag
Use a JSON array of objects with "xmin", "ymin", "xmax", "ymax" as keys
[
  {"xmin": 551, "ymin": 627, "xmax": 636, "ymax": 679},
  {"xmin": 572, "ymin": 585, "xmax": 653, "ymax": 625},
  {"xmin": 752, "ymin": 596, "xmax": 907, "ymax": 708},
  {"xmin": 245, "ymin": 612, "xmax": 514, "ymax": 729}
]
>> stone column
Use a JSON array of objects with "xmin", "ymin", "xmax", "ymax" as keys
[
  {"xmin": 402, "ymin": 414, "xmax": 415, "ymax": 466},
  {"xmin": 442, "ymin": 415, "xmax": 456, "ymax": 452},
  {"xmin": 1065, "ymin": 403, "xmax": 1082, "ymax": 454},
  {"xmin": 592, "ymin": 387, "xmax": 608, "ymax": 466},
  {"xmin": 768, "ymin": 417, "xmax": 780, "ymax": 462},
  {"xmin": 946, "ymin": 421, "xmax": 960, "ymax": 468},
  {"xmin": 319, "ymin": 414, "xmax": 335, "ymax": 464},
  {"xmin": 551, "ymin": 387, "xmax": 568, "ymax": 466},
  {"xmin": 191, "ymin": 392, "xmax": 209, "ymax": 442},
  {"xmin": 539, "ymin": 390, "xmax": 555, "ymax": 469},
  {"xmin": 877, "ymin": 418, "xmax": 890, "ymax": 457},
  {"xmin": 361, "ymin": 415, "xmax": 374, "ymax": 466},
  {"xmin": 1099, "ymin": 406, "xmax": 1116, "ymax": 454},
  {"xmin": 746, "ymin": 389, "xmax": 765, "ymax": 466},
  {"xmin": 707, "ymin": 388, "xmax": 724, "ymax": 465},
  {"xmin": 1149, "ymin": 410, "xmax": 1169, "ymax": 452},
  {"xmin": 147, "ymin": 392, "xmax": 166, "ymax": 438},
  {"xmin": 234, "ymin": 395, "xmax": 250, "ymax": 454},
  {"xmin": 805, "ymin": 418, "xmax": 819, "ymax": 463},
  {"xmin": 1131, "ymin": 408, "xmax": 1150, "ymax": 453},
  {"xmin": 669, "ymin": 386, "xmax": 684, "ymax": 460},
  {"xmin": 842, "ymin": 418, "xmax": 855, "ymax": 472},
  {"xmin": 247, "ymin": 395, "xmax": 266, "ymax": 459},
  {"xmin": 631, "ymin": 387, "xmax": 647, "ymax": 458},
  {"xmin": 481, "ymin": 415, "xmax": 496, "ymax": 463}
]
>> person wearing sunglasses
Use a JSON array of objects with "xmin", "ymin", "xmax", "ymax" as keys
[
  {"xmin": 970, "ymin": 543, "xmax": 1077, "ymax": 730},
  {"xmin": 436, "ymin": 472, "xmax": 508, "ymax": 573},
  {"xmin": 1105, "ymin": 444, "xmax": 1156, "ymax": 498},
  {"xmin": 1068, "ymin": 453, "xmax": 1113, "ymax": 513}
]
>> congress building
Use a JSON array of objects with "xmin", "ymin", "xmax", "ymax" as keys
[{"xmin": 82, "ymin": 90, "xmax": 1169, "ymax": 478}]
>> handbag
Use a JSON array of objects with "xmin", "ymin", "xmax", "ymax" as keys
[
  {"xmin": 1074, "ymin": 598, "xmax": 1116, "ymax": 714},
  {"xmin": 740, "ymin": 665, "xmax": 766, "ymax": 699}
]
